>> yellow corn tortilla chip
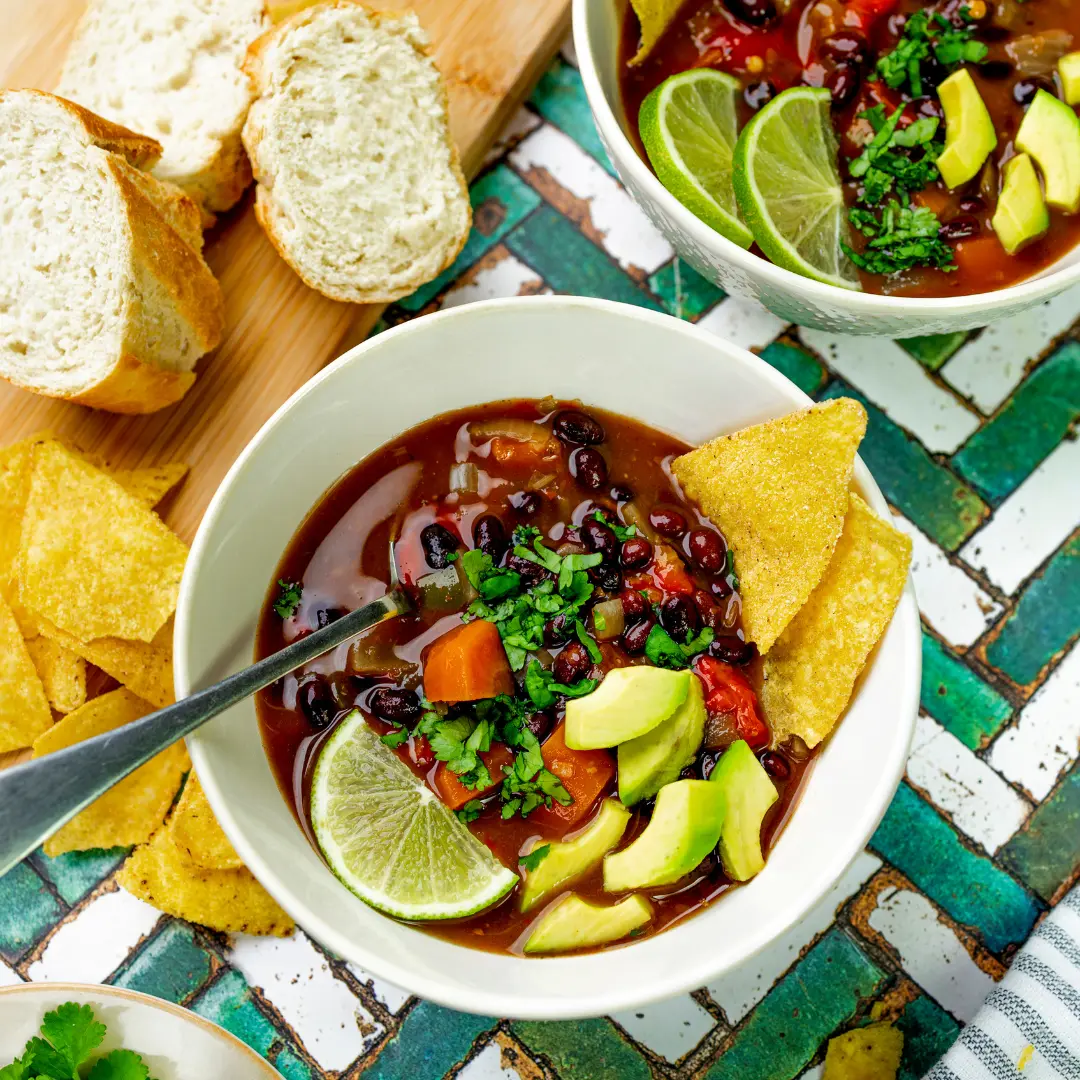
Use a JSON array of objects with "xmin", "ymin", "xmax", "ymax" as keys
[
  {"xmin": 823, "ymin": 1023, "xmax": 904, "ymax": 1080},
  {"xmin": 17, "ymin": 441, "xmax": 188, "ymax": 643},
  {"xmin": 170, "ymin": 773, "xmax": 243, "ymax": 871},
  {"xmin": 762, "ymin": 494, "xmax": 912, "ymax": 748},
  {"xmin": 627, "ymin": 0, "xmax": 684, "ymax": 65},
  {"xmin": 25, "ymin": 635, "xmax": 87, "ymax": 713},
  {"xmin": 0, "ymin": 592, "xmax": 52, "ymax": 753},
  {"xmin": 33, "ymin": 688, "xmax": 189, "ymax": 855},
  {"xmin": 672, "ymin": 398, "xmax": 867, "ymax": 654},
  {"xmin": 0, "ymin": 441, "xmax": 34, "ymax": 603},
  {"xmin": 111, "ymin": 463, "xmax": 189, "ymax": 508},
  {"xmin": 118, "ymin": 829, "xmax": 294, "ymax": 936}
]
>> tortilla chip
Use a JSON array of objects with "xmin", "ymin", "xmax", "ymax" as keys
[
  {"xmin": 627, "ymin": 0, "xmax": 685, "ymax": 65},
  {"xmin": 762, "ymin": 494, "xmax": 912, "ymax": 748},
  {"xmin": 823, "ymin": 1023, "xmax": 904, "ymax": 1080},
  {"xmin": 25, "ymin": 635, "xmax": 87, "ymax": 713},
  {"xmin": 118, "ymin": 829, "xmax": 294, "ymax": 936},
  {"xmin": 16, "ymin": 441, "xmax": 188, "ymax": 643},
  {"xmin": 111, "ymin": 463, "xmax": 189, "ymax": 508},
  {"xmin": 170, "ymin": 773, "xmax": 243, "ymax": 871},
  {"xmin": 33, "ymin": 688, "xmax": 189, "ymax": 855},
  {"xmin": 0, "ymin": 441, "xmax": 33, "ymax": 602},
  {"xmin": 0, "ymin": 592, "xmax": 52, "ymax": 753},
  {"xmin": 672, "ymin": 399, "xmax": 867, "ymax": 654}
]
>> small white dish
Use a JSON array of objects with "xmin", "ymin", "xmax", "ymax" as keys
[
  {"xmin": 0, "ymin": 983, "xmax": 281, "ymax": 1079},
  {"xmin": 572, "ymin": 0, "xmax": 1080, "ymax": 336},
  {"xmin": 176, "ymin": 295, "xmax": 920, "ymax": 1020}
]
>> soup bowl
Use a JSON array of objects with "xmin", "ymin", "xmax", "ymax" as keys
[
  {"xmin": 572, "ymin": 0, "xmax": 1080, "ymax": 336},
  {"xmin": 176, "ymin": 296, "xmax": 920, "ymax": 1019}
]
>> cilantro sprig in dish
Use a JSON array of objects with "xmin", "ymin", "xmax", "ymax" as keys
[{"xmin": 875, "ymin": 7, "xmax": 988, "ymax": 98}]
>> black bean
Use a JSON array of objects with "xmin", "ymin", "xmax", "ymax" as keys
[
  {"xmin": 744, "ymin": 80, "xmax": 776, "ymax": 111},
  {"xmin": 919, "ymin": 55, "xmax": 948, "ymax": 90},
  {"xmin": 939, "ymin": 215, "xmax": 980, "ymax": 242},
  {"xmin": 508, "ymin": 490, "xmax": 541, "ymax": 515},
  {"xmin": 299, "ymin": 677, "xmax": 335, "ymax": 729},
  {"xmin": 315, "ymin": 607, "xmax": 346, "ymax": 629},
  {"xmin": 679, "ymin": 765, "xmax": 697, "ymax": 781},
  {"xmin": 693, "ymin": 588, "xmax": 722, "ymax": 630},
  {"xmin": 609, "ymin": 483, "xmax": 633, "ymax": 503},
  {"xmin": 821, "ymin": 31, "xmax": 869, "ymax": 69},
  {"xmin": 582, "ymin": 518, "xmax": 618, "ymax": 562},
  {"xmin": 421, "ymin": 523, "xmax": 459, "ymax": 569},
  {"xmin": 569, "ymin": 446, "xmax": 608, "ymax": 491},
  {"xmin": 721, "ymin": 0, "xmax": 776, "ymax": 25},
  {"xmin": 553, "ymin": 641, "xmax": 592, "ymax": 684},
  {"xmin": 826, "ymin": 62, "xmax": 861, "ymax": 110},
  {"xmin": 708, "ymin": 637, "xmax": 758, "ymax": 666},
  {"xmin": 978, "ymin": 24, "xmax": 1010, "ymax": 43},
  {"xmin": 760, "ymin": 750, "xmax": 791, "ymax": 780},
  {"xmin": 526, "ymin": 713, "xmax": 553, "ymax": 742},
  {"xmin": 978, "ymin": 59, "xmax": 1012, "ymax": 80},
  {"xmin": 619, "ymin": 588, "xmax": 649, "ymax": 623},
  {"xmin": 508, "ymin": 552, "xmax": 552, "ymax": 586},
  {"xmin": 698, "ymin": 752, "xmax": 720, "ymax": 781},
  {"xmin": 648, "ymin": 507, "xmax": 687, "ymax": 538},
  {"xmin": 660, "ymin": 595, "xmax": 699, "ymax": 640},
  {"xmin": 959, "ymin": 195, "xmax": 985, "ymax": 214},
  {"xmin": 687, "ymin": 528, "xmax": 726, "ymax": 573},
  {"xmin": 368, "ymin": 686, "xmax": 422, "ymax": 725},
  {"xmin": 620, "ymin": 536, "xmax": 654, "ymax": 569},
  {"xmin": 553, "ymin": 410, "xmax": 605, "ymax": 445},
  {"xmin": 588, "ymin": 563, "xmax": 623, "ymax": 593},
  {"xmin": 711, "ymin": 577, "xmax": 733, "ymax": 601},
  {"xmin": 1014, "ymin": 77, "xmax": 1054, "ymax": 108},
  {"xmin": 472, "ymin": 514, "xmax": 507, "ymax": 561},
  {"xmin": 543, "ymin": 613, "xmax": 575, "ymax": 647},
  {"xmin": 621, "ymin": 617, "xmax": 655, "ymax": 655}
]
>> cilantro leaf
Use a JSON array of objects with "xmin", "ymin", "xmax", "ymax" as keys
[
  {"xmin": 519, "ymin": 844, "xmax": 551, "ymax": 872},
  {"xmin": 591, "ymin": 510, "xmax": 637, "ymax": 542},
  {"xmin": 86, "ymin": 1051, "xmax": 150, "ymax": 1080},
  {"xmin": 875, "ymin": 8, "xmax": 987, "ymax": 97},
  {"xmin": 524, "ymin": 661, "xmax": 598, "ymax": 709},
  {"xmin": 644, "ymin": 624, "xmax": 715, "ymax": 669},
  {"xmin": 273, "ymin": 580, "xmax": 302, "ymax": 619},
  {"xmin": 380, "ymin": 726, "xmax": 410, "ymax": 749},
  {"xmin": 456, "ymin": 799, "xmax": 484, "ymax": 824},
  {"xmin": 574, "ymin": 620, "xmax": 603, "ymax": 665},
  {"xmin": 844, "ymin": 199, "xmax": 956, "ymax": 276},
  {"xmin": 38, "ymin": 1003, "xmax": 106, "ymax": 1077}
]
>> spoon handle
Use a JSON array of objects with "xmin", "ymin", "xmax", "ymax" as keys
[{"xmin": 0, "ymin": 589, "xmax": 411, "ymax": 877}]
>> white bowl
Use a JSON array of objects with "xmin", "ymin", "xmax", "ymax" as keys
[
  {"xmin": 176, "ymin": 296, "xmax": 920, "ymax": 1020},
  {"xmin": 572, "ymin": 0, "xmax": 1080, "ymax": 335},
  {"xmin": 0, "ymin": 983, "xmax": 281, "ymax": 1079}
]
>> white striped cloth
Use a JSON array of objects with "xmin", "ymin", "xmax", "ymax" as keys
[{"xmin": 926, "ymin": 886, "xmax": 1080, "ymax": 1080}]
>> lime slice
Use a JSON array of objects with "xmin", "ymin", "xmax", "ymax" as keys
[
  {"xmin": 732, "ymin": 86, "xmax": 861, "ymax": 290},
  {"xmin": 639, "ymin": 69, "xmax": 753, "ymax": 249},
  {"xmin": 311, "ymin": 711, "xmax": 517, "ymax": 920}
]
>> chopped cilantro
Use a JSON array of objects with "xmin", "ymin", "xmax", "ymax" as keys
[
  {"xmin": 456, "ymin": 799, "xmax": 484, "ymax": 824},
  {"xmin": 525, "ymin": 661, "xmax": 598, "ymax": 710},
  {"xmin": 380, "ymin": 726, "xmax": 410, "ymax": 749},
  {"xmin": 725, "ymin": 549, "xmax": 739, "ymax": 590},
  {"xmin": 519, "ymin": 844, "xmax": 551, "ymax": 872},
  {"xmin": 875, "ymin": 8, "xmax": 987, "ymax": 98},
  {"xmin": 848, "ymin": 105, "xmax": 942, "ymax": 207},
  {"xmin": 592, "ymin": 510, "xmax": 637, "ymax": 542},
  {"xmin": 845, "ymin": 199, "xmax": 956, "ymax": 276},
  {"xmin": 644, "ymin": 624, "xmax": 715, "ymax": 669},
  {"xmin": 574, "ymin": 620, "xmax": 603, "ymax": 665},
  {"xmin": 273, "ymin": 579, "xmax": 303, "ymax": 619}
]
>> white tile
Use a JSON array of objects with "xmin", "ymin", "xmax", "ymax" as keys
[
  {"xmin": 707, "ymin": 851, "xmax": 881, "ymax": 1022},
  {"xmin": 798, "ymin": 1065, "xmax": 825, "ymax": 1080},
  {"xmin": 0, "ymin": 960, "xmax": 22, "ymax": 987},
  {"xmin": 440, "ymin": 252, "xmax": 546, "ymax": 308},
  {"xmin": 696, "ymin": 295, "xmax": 789, "ymax": 352},
  {"xmin": 344, "ymin": 962, "xmax": 412, "ymax": 1014},
  {"xmin": 457, "ymin": 1041, "xmax": 523, "ymax": 1080},
  {"xmin": 867, "ymin": 887, "xmax": 995, "ymax": 1022},
  {"xmin": 27, "ymin": 890, "xmax": 160, "ymax": 983},
  {"xmin": 560, "ymin": 34, "xmax": 579, "ymax": 69},
  {"xmin": 940, "ymin": 286, "xmax": 1080, "ymax": 413},
  {"xmin": 510, "ymin": 124, "xmax": 673, "ymax": 274},
  {"xmin": 800, "ymin": 330, "xmax": 980, "ymax": 453},
  {"xmin": 611, "ymin": 993, "xmax": 717, "ymax": 1062},
  {"xmin": 906, "ymin": 714, "xmax": 1031, "ymax": 853},
  {"xmin": 990, "ymin": 644, "xmax": 1080, "ymax": 801},
  {"xmin": 230, "ymin": 931, "xmax": 384, "ymax": 1071},
  {"xmin": 481, "ymin": 106, "xmax": 542, "ymax": 170},
  {"xmin": 959, "ymin": 438, "xmax": 1080, "ymax": 595},
  {"xmin": 894, "ymin": 516, "xmax": 1002, "ymax": 649}
]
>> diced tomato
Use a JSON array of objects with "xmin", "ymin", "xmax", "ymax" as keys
[
  {"xmin": 423, "ymin": 620, "xmax": 514, "ymax": 703},
  {"xmin": 693, "ymin": 657, "xmax": 769, "ymax": 750},
  {"xmin": 651, "ymin": 544, "xmax": 695, "ymax": 596},
  {"xmin": 844, "ymin": 0, "xmax": 900, "ymax": 31},
  {"xmin": 433, "ymin": 743, "xmax": 515, "ymax": 810},
  {"xmin": 410, "ymin": 734, "xmax": 436, "ymax": 771},
  {"xmin": 489, "ymin": 437, "xmax": 554, "ymax": 473},
  {"xmin": 529, "ymin": 722, "xmax": 615, "ymax": 828}
]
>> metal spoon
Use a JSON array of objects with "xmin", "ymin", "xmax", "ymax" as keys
[{"xmin": 0, "ymin": 587, "xmax": 411, "ymax": 877}]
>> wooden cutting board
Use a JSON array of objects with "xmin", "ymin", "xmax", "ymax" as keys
[{"xmin": 0, "ymin": 0, "xmax": 570, "ymax": 542}]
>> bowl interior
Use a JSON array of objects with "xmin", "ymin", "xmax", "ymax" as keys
[{"xmin": 178, "ymin": 296, "xmax": 920, "ymax": 1019}]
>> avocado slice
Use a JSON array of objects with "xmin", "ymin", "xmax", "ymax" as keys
[
  {"xmin": 565, "ymin": 666, "xmax": 690, "ymax": 750},
  {"xmin": 1016, "ymin": 90, "xmax": 1080, "ymax": 212},
  {"xmin": 1059, "ymin": 52, "xmax": 1080, "ymax": 107},
  {"xmin": 523, "ymin": 893, "xmax": 653, "ymax": 954},
  {"xmin": 992, "ymin": 154, "xmax": 1049, "ymax": 255},
  {"xmin": 618, "ymin": 675, "xmax": 705, "ymax": 806},
  {"xmin": 603, "ymin": 779, "xmax": 725, "ymax": 891},
  {"xmin": 520, "ymin": 799, "xmax": 631, "ymax": 913},
  {"xmin": 936, "ymin": 69, "xmax": 997, "ymax": 190},
  {"xmin": 711, "ymin": 740, "xmax": 778, "ymax": 882}
]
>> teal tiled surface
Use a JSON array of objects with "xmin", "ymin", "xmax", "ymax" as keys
[
  {"xmin": 758, "ymin": 340, "xmax": 826, "ymax": 396},
  {"xmin": 648, "ymin": 258, "xmax": 725, "ymax": 320},
  {"xmin": 531, "ymin": 57, "xmax": 614, "ymax": 173},
  {"xmin": 897, "ymin": 995, "xmax": 961, "ymax": 1080},
  {"xmin": 513, "ymin": 1018, "xmax": 651, "ymax": 1080},
  {"xmin": 363, "ymin": 1003, "xmax": 495, "ymax": 1079},
  {"xmin": 898, "ymin": 332, "xmax": 970, "ymax": 371},
  {"xmin": 0, "ymin": 863, "xmax": 62, "ymax": 963},
  {"xmin": 31, "ymin": 847, "xmax": 129, "ymax": 906},
  {"xmin": 110, "ymin": 922, "xmax": 214, "ymax": 1003}
]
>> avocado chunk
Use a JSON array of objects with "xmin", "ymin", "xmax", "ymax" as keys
[
  {"xmin": 520, "ymin": 799, "xmax": 631, "ymax": 912},
  {"xmin": 618, "ymin": 675, "xmax": 705, "ymax": 806},
  {"xmin": 711, "ymin": 740, "xmax": 778, "ymax": 882},
  {"xmin": 992, "ymin": 154, "xmax": 1049, "ymax": 255},
  {"xmin": 603, "ymin": 779, "xmax": 725, "ymax": 891},
  {"xmin": 936, "ymin": 69, "xmax": 997, "ymax": 190},
  {"xmin": 1059, "ymin": 52, "xmax": 1080, "ymax": 107},
  {"xmin": 1016, "ymin": 90, "xmax": 1080, "ymax": 212},
  {"xmin": 565, "ymin": 666, "xmax": 690, "ymax": 750},
  {"xmin": 523, "ymin": 893, "xmax": 653, "ymax": 954}
]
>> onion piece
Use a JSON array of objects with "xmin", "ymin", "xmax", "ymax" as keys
[
  {"xmin": 531, "ymin": 647, "xmax": 554, "ymax": 670},
  {"xmin": 591, "ymin": 599, "xmax": 625, "ymax": 641},
  {"xmin": 449, "ymin": 462, "xmax": 479, "ymax": 494},
  {"xmin": 526, "ymin": 471, "xmax": 557, "ymax": 492},
  {"xmin": 469, "ymin": 418, "xmax": 549, "ymax": 445},
  {"xmin": 620, "ymin": 501, "xmax": 660, "ymax": 544},
  {"xmin": 1006, "ymin": 30, "xmax": 1073, "ymax": 75},
  {"xmin": 415, "ymin": 561, "xmax": 478, "ymax": 614},
  {"xmin": 348, "ymin": 629, "xmax": 418, "ymax": 679}
]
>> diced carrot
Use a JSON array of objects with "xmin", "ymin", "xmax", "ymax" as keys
[
  {"xmin": 529, "ymin": 722, "xmax": 615, "ymax": 828},
  {"xmin": 433, "ymin": 743, "xmax": 515, "ymax": 810},
  {"xmin": 423, "ymin": 620, "xmax": 514, "ymax": 703},
  {"xmin": 489, "ymin": 437, "xmax": 554, "ymax": 473}
]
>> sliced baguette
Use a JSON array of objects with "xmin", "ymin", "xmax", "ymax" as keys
[
  {"xmin": 0, "ymin": 90, "xmax": 224, "ymax": 414},
  {"xmin": 242, "ymin": 1, "xmax": 471, "ymax": 303},
  {"xmin": 57, "ymin": 0, "xmax": 269, "ymax": 216}
]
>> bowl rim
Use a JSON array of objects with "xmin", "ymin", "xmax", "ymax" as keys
[
  {"xmin": 571, "ymin": 0, "xmax": 1080, "ymax": 315},
  {"xmin": 176, "ymin": 295, "xmax": 920, "ymax": 1019}
]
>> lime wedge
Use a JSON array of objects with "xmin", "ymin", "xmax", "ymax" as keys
[
  {"xmin": 733, "ymin": 86, "xmax": 861, "ymax": 290},
  {"xmin": 640, "ymin": 69, "xmax": 753, "ymax": 249},
  {"xmin": 311, "ymin": 711, "xmax": 517, "ymax": 920}
]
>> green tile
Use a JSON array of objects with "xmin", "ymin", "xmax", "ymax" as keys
[
  {"xmin": 191, "ymin": 969, "xmax": 282, "ymax": 1059},
  {"xmin": 920, "ymin": 632, "xmax": 1012, "ymax": 750},
  {"xmin": 648, "ymin": 259, "xmax": 724, "ymax": 320},
  {"xmin": 871, "ymin": 782, "xmax": 1042, "ymax": 952},
  {"xmin": 272, "ymin": 1046, "xmax": 315, "ymax": 1080},
  {"xmin": 952, "ymin": 342, "xmax": 1080, "ymax": 503},
  {"xmin": 111, "ymin": 922, "xmax": 213, "ymax": 1003},
  {"xmin": 820, "ymin": 383, "xmax": 988, "ymax": 551},
  {"xmin": 898, "ymin": 332, "xmax": 969, "ymax": 371},
  {"xmin": 530, "ymin": 57, "xmax": 614, "ymax": 173},
  {"xmin": 986, "ymin": 533, "xmax": 1080, "ymax": 686},
  {"xmin": 31, "ymin": 847, "xmax": 128, "ymax": 906},
  {"xmin": 896, "ymin": 994, "xmax": 959, "ymax": 1080},
  {"xmin": 758, "ymin": 341, "xmax": 826, "ymax": 397},
  {"xmin": 705, "ymin": 929, "xmax": 885, "ymax": 1080},
  {"xmin": 363, "ymin": 1002, "xmax": 495, "ymax": 1079},
  {"xmin": 398, "ymin": 165, "xmax": 541, "ymax": 311},
  {"xmin": 999, "ymin": 763, "xmax": 1080, "ymax": 902},
  {"xmin": 506, "ymin": 205, "xmax": 663, "ymax": 309},
  {"xmin": 0, "ymin": 862, "xmax": 63, "ymax": 963},
  {"xmin": 512, "ymin": 1017, "xmax": 650, "ymax": 1080}
]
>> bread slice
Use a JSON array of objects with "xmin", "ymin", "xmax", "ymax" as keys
[
  {"xmin": 57, "ymin": 0, "xmax": 268, "ymax": 216},
  {"xmin": 242, "ymin": 1, "xmax": 472, "ymax": 303},
  {"xmin": 0, "ymin": 91, "xmax": 224, "ymax": 414}
]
